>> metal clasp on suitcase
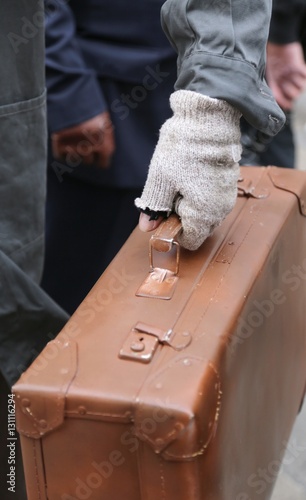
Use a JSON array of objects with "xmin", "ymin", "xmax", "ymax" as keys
[
  {"xmin": 119, "ymin": 322, "xmax": 191, "ymax": 363},
  {"xmin": 136, "ymin": 214, "xmax": 182, "ymax": 300},
  {"xmin": 238, "ymin": 177, "xmax": 269, "ymax": 199}
]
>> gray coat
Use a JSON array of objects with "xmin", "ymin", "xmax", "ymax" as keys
[
  {"xmin": 161, "ymin": 0, "xmax": 285, "ymax": 135},
  {"xmin": 0, "ymin": 0, "xmax": 69, "ymax": 386}
]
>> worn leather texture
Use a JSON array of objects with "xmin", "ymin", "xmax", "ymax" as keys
[{"xmin": 14, "ymin": 166, "xmax": 306, "ymax": 500}]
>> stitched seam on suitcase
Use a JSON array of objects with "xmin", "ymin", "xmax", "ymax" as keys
[
  {"xmin": 158, "ymin": 457, "xmax": 167, "ymax": 500},
  {"xmin": 195, "ymin": 201, "xmax": 265, "ymax": 341},
  {"xmin": 136, "ymin": 359, "xmax": 221, "ymax": 460},
  {"xmin": 130, "ymin": 202, "xmax": 252, "ymax": 399},
  {"xmin": 148, "ymin": 171, "xmax": 268, "ymax": 350},
  {"xmin": 185, "ymin": 168, "xmax": 272, "ymax": 343},
  {"xmin": 131, "ymin": 176, "xmax": 269, "ymax": 458},
  {"xmin": 15, "ymin": 340, "xmax": 78, "ymax": 438},
  {"xmin": 32, "ymin": 440, "xmax": 43, "ymax": 499},
  {"xmin": 134, "ymin": 190, "xmax": 267, "ymax": 459},
  {"xmin": 146, "ymin": 170, "xmax": 297, "ymax": 459},
  {"xmin": 158, "ymin": 197, "xmax": 265, "ymax": 347}
]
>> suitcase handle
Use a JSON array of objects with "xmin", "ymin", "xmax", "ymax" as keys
[
  {"xmin": 136, "ymin": 215, "xmax": 182, "ymax": 299},
  {"xmin": 150, "ymin": 214, "xmax": 182, "ymax": 253},
  {"xmin": 149, "ymin": 214, "xmax": 182, "ymax": 276}
]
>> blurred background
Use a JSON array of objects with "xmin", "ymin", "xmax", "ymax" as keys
[{"xmin": 293, "ymin": 91, "xmax": 306, "ymax": 171}]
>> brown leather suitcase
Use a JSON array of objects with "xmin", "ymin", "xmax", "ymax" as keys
[{"xmin": 14, "ymin": 166, "xmax": 306, "ymax": 500}]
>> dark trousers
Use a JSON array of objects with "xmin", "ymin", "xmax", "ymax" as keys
[{"xmin": 41, "ymin": 170, "xmax": 142, "ymax": 314}]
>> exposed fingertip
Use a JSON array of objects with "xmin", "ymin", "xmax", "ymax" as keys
[{"xmin": 139, "ymin": 213, "xmax": 162, "ymax": 232}]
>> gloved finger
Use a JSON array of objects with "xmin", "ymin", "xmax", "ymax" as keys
[
  {"xmin": 176, "ymin": 206, "xmax": 212, "ymax": 251},
  {"xmin": 134, "ymin": 170, "xmax": 176, "ymax": 232},
  {"xmin": 174, "ymin": 192, "xmax": 231, "ymax": 251},
  {"xmin": 135, "ymin": 180, "xmax": 175, "ymax": 214}
]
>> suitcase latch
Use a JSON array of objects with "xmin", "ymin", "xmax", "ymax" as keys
[
  {"xmin": 238, "ymin": 177, "xmax": 269, "ymax": 199},
  {"xmin": 136, "ymin": 214, "xmax": 182, "ymax": 300},
  {"xmin": 119, "ymin": 322, "xmax": 191, "ymax": 363}
]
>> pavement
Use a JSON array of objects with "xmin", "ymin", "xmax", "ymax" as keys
[
  {"xmin": 270, "ymin": 93, "xmax": 306, "ymax": 500},
  {"xmin": 271, "ymin": 403, "xmax": 306, "ymax": 499}
]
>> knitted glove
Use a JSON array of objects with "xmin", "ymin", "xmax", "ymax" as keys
[{"xmin": 135, "ymin": 90, "xmax": 242, "ymax": 250}]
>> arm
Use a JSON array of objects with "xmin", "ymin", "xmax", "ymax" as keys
[
  {"xmin": 45, "ymin": 0, "xmax": 114, "ymax": 167},
  {"xmin": 136, "ymin": 0, "xmax": 285, "ymax": 249},
  {"xmin": 160, "ymin": 0, "xmax": 285, "ymax": 136}
]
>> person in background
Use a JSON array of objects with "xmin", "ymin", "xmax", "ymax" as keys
[
  {"xmin": 41, "ymin": 0, "xmax": 178, "ymax": 314},
  {"xmin": 240, "ymin": 0, "xmax": 306, "ymax": 168},
  {"xmin": 42, "ymin": 0, "xmax": 284, "ymax": 316}
]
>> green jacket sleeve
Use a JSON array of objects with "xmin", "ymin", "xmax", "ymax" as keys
[{"xmin": 161, "ymin": 0, "xmax": 285, "ymax": 136}]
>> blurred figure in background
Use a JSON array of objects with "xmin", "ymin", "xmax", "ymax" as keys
[
  {"xmin": 41, "ymin": 0, "xmax": 177, "ymax": 314},
  {"xmin": 241, "ymin": 0, "xmax": 306, "ymax": 168}
]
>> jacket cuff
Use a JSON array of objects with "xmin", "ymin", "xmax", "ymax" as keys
[
  {"xmin": 173, "ymin": 52, "xmax": 285, "ymax": 137},
  {"xmin": 47, "ymin": 73, "xmax": 107, "ymax": 134}
]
